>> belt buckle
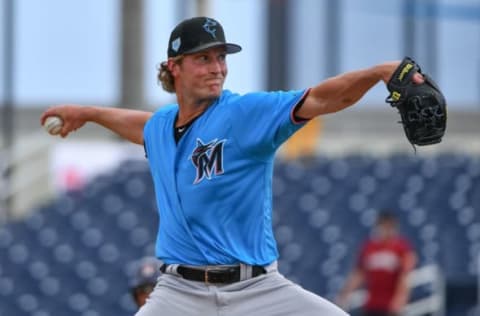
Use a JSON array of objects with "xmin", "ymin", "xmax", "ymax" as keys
[{"xmin": 204, "ymin": 266, "xmax": 210, "ymax": 285}]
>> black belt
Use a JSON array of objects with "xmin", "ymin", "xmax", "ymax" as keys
[{"xmin": 160, "ymin": 264, "xmax": 266, "ymax": 284}]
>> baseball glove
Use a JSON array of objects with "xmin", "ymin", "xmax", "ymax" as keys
[{"xmin": 385, "ymin": 57, "xmax": 447, "ymax": 147}]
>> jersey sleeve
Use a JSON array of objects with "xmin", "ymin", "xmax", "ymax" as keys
[
  {"xmin": 398, "ymin": 238, "xmax": 416, "ymax": 272},
  {"xmin": 229, "ymin": 89, "xmax": 310, "ymax": 159},
  {"xmin": 143, "ymin": 112, "xmax": 157, "ymax": 160},
  {"xmin": 143, "ymin": 104, "xmax": 177, "ymax": 166},
  {"xmin": 143, "ymin": 141, "xmax": 148, "ymax": 158},
  {"xmin": 356, "ymin": 242, "xmax": 368, "ymax": 271}
]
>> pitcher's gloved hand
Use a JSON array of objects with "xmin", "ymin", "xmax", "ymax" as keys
[{"xmin": 385, "ymin": 57, "xmax": 447, "ymax": 147}]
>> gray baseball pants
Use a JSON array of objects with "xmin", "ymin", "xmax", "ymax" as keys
[{"xmin": 135, "ymin": 262, "xmax": 349, "ymax": 316}]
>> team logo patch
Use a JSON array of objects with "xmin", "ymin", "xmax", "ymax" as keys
[
  {"xmin": 171, "ymin": 37, "xmax": 181, "ymax": 52},
  {"xmin": 202, "ymin": 18, "xmax": 217, "ymax": 39},
  {"xmin": 191, "ymin": 138, "xmax": 226, "ymax": 184}
]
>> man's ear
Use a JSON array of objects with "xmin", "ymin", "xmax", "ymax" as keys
[{"xmin": 167, "ymin": 59, "xmax": 180, "ymax": 76}]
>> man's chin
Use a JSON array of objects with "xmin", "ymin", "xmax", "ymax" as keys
[
  {"xmin": 195, "ymin": 86, "xmax": 223, "ymax": 104},
  {"xmin": 198, "ymin": 94, "xmax": 221, "ymax": 105},
  {"xmin": 207, "ymin": 87, "xmax": 223, "ymax": 98}
]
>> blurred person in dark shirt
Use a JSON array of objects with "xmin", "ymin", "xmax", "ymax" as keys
[{"xmin": 130, "ymin": 257, "xmax": 162, "ymax": 308}]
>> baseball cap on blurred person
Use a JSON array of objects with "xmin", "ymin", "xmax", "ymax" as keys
[
  {"xmin": 129, "ymin": 257, "xmax": 162, "ymax": 307},
  {"xmin": 168, "ymin": 17, "xmax": 242, "ymax": 58}
]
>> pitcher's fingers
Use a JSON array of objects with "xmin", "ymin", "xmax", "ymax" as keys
[
  {"xmin": 59, "ymin": 121, "xmax": 73, "ymax": 138},
  {"xmin": 40, "ymin": 107, "xmax": 61, "ymax": 125},
  {"xmin": 60, "ymin": 128, "xmax": 70, "ymax": 138},
  {"xmin": 413, "ymin": 73, "xmax": 424, "ymax": 84}
]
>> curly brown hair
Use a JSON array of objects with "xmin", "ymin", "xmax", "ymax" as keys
[{"xmin": 156, "ymin": 56, "xmax": 183, "ymax": 93}]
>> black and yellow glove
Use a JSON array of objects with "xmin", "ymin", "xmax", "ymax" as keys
[{"xmin": 386, "ymin": 57, "xmax": 447, "ymax": 147}]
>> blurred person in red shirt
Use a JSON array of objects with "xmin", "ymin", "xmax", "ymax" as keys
[{"xmin": 337, "ymin": 211, "xmax": 417, "ymax": 316}]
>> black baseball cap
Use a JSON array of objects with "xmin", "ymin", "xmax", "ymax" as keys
[{"xmin": 168, "ymin": 17, "xmax": 242, "ymax": 58}]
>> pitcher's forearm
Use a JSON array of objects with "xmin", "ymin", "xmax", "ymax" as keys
[
  {"xmin": 296, "ymin": 62, "xmax": 410, "ymax": 118},
  {"xmin": 84, "ymin": 106, "xmax": 153, "ymax": 144},
  {"xmin": 40, "ymin": 105, "xmax": 153, "ymax": 143}
]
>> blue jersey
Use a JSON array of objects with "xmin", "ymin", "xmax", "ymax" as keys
[{"xmin": 143, "ymin": 89, "xmax": 308, "ymax": 265}]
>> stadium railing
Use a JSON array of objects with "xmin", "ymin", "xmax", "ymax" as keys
[
  {"xmin": 0, "ymin": 134, "xmax": 54, "ymax": 220},
  {"xmin": 345, "ymin": 264, "xmax": 445, "ymax": 316}
]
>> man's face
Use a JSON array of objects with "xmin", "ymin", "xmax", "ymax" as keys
[
  {"xmin": 171, "ymin": 46, "xmax": 228, "ymax": 102},
  {"xmin": 375, "ymin": 220, "xmax": 397, "ymax": 240}
]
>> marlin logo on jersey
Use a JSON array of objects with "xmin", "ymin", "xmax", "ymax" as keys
[{"xmin": 191, "ymin": 138, "xmax": 226, "ymax": 184}]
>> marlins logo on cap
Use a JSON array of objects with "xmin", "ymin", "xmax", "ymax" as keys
[{"xmin": 202, "ymin": 18, "xmax": 217, "ymax": 38}]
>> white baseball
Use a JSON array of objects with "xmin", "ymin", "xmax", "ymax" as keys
[{"xmin": 43, "ymin": 116, "xmax": 64, "ymax": 135}]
